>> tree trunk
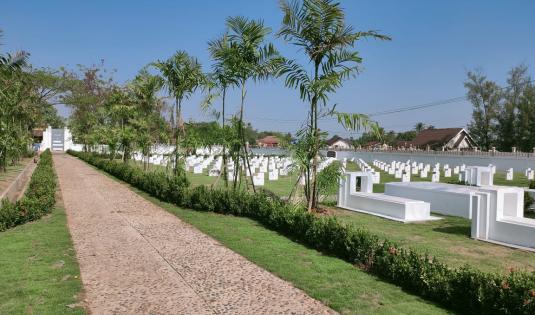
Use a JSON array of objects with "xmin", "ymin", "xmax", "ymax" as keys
[
  {"xmin": 308, "ymin": 62, "xmax": 321, "ymax": 212},
  {"xmin": 238, "ymin": 81, "xmax": 256, "ymax": 193},
  {"xmin": 222, "ymin": 87, "xmax": 228, "ymax": 187}
]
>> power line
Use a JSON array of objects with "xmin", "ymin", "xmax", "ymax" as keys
[{"xmin": 246, "ymin": 78, "xmax": 535, "ymax": 121}]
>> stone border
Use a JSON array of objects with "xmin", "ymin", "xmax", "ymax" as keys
[{"xmin": 0, "ymin": 160, "xmax": 37, "ymax": 202}]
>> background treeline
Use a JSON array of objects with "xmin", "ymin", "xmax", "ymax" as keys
[{"xmin": 466, "ymin": 65, "xmax": 535, "ymax": 152}]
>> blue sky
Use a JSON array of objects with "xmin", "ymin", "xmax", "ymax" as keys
[{"xmin": 2, "ymin": 0, "xmax": 535, "ymax": 137}]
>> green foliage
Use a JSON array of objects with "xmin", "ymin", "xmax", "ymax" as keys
[
  {"xmin": 524, "ymin": 191, "xmax": 534, "ymax": 213},
  {"xmin": 71, "ymin": 151, "xmax": 535, "ymax": 315},
  {"xmin": 316, "ymin": 161, "xmax": 342, "ymax": 199},
  {"xmin": 0, "ymin": 149, "xmax": 56, "ymax": 231},
  {"xmin": 0, "ymin": 36, "xmax": 60, "ymax": 171},
  {"xmin": 278, "ymin": 0, "xmax": 389, "ymax": 209},
  {"xmin": 466, "ymin": 65, "xmax": 535, "ymax": 152}
]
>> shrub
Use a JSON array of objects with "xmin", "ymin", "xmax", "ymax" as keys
[
  {"xmin": 525, "ymin": 192, "xmax": 534, "ymax": 213},
  {"xmin": 0, "ymin": 149, "xmax": 57, "ymax": 232},
  {"xmin": 68, "ymin": 150, "xmax": 535, "ymax": 314}
]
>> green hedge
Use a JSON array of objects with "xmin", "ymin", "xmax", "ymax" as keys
[
  {"xmin": 0, "ymin": 150, "xmax": 57, "ymax": 231},
  {"xmin": 69, "ymin": 150, "xmax": 535, "ymax": 314}
]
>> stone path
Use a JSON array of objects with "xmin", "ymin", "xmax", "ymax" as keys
[{"xmin": 54, "ymin": 154, "xmax": 335, "ymax": 315}]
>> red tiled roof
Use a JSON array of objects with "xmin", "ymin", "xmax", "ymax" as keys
[
  {"xmin": 257, "ymin": 136, "xmax": 279, "ymax": 145},
  {"xmin": 410, "ymin": 128, "xmax": 463, "ymax": 147}
]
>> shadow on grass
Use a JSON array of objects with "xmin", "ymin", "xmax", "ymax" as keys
[{"xmin": 432, "ymin": 225, "xmax": 471, "ymax": 237}]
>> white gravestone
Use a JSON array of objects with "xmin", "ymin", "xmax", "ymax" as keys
[
  {"xmin": 506, "ymin": 168, "xmax": 513, "ymax": 181},
  {"xmin": 444, "ymin": 169, "xmax": 452, "ymax": 178},
  {"xmin": 253, "ymin": 173, "xmax": 265, "ymax": 186},
  {"xmin": 193, "ymin": 164, "xmax": 203, "ymax": 174}
]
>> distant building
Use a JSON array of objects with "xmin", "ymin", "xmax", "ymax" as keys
[
  {"xmin": 399, "ymin": 128, "xmax": 477, "ymax": 151},
  {"xmin": 256, "ymin": 135, "xmax": 280, "ymax": 148},
  {"xmin": 326, "ymin": 135, "xmax": 353, "ymax": 150}
]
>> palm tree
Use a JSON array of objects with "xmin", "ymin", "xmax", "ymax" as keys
[
  {"xmin": 152, "ymin": 51, "xmax": 205, "ymax": 175},
  {"xmin": 225, "ymin": 16, "xmax": 283, "ymax": 191},
  {"xmin": 204, "ymin": 34, "xmax": 240, "ymax": 187},
  {"xmin": 278, "ymin": 0, "xmax": 390, "ymax": 211},
  {"xmin": 130, "ymin": 70, "xmax": 166, "ymax": 170}
]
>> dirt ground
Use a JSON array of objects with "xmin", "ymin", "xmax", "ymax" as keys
[{"xmin": 54, "ymin": 153, "xmax": 335, "ymax": 315}]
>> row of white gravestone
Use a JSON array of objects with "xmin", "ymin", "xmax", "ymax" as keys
[
  {"xmin": 353, "ymin": 158, "xmax": 380, "ymax": 183},
  {"xmin": 184, "ymin": 154, "xmax": 296, "ymax": 186},
  {"xmin": 373, "ymin": 159, "xmax": 447, "ymax": 183}
]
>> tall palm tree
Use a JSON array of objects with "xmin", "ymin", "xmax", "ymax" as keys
[
  {"xmin": 204, "ymin": 34, "xmax": 239, "ymax": 186},
  {"xmin": 152, "ymin": 51, "xmax": 204, "ymax": 175},
  {"xmin": 278, "ymin": 0, "xmax": 390, "ymax": 211},
  {"xmin": 225, "ymin": 16, "xmax": 283, "ymax": 191},
  {"xmin": 130, "ymin": 70, "xmax": 165, "ymax": 170}
]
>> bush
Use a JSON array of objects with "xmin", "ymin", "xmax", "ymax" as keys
[
  {"xmin": 68, "ymin": 150, "xmax": 535, "ymax": 314},
  {"xmin": 525, "ymin": 192, "xmax": 534, "ymax": 213},
  {"xmin": 0, "ymin": 149, "xmax": 57, "ymax": 232}
]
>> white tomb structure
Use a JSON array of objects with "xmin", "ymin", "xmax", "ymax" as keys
[
  {"xmin": 462, "ymin": 166, "xmax": 493, "ymax": 186},
  {"xmin": 337, "ymin": 172, "xmax": 434, "ymax": 223}
]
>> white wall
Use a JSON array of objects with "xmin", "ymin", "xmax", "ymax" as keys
[{"xmin": 40, "ymin": 126, "xmax": 52, "ymax": 151}]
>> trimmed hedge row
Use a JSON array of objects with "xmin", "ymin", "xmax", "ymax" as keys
[
  {"xmin": 0, "ymin": 149, "xmax": 57, "ymax": 231},
  {"xmin": 69, "ymin": 150, "xmax": 535, "ymax": 314}
]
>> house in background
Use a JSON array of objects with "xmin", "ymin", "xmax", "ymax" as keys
[
  {"xmin": 326, "ymin": 135, "xmax": 353, "ymax": 150},
  {"xmin": 399, "ymin": 128, "xmax": 477, "ymax": 151},
  {"xmin": 256, "ymin": 135, "xmax": 280, "ymax": 148}
]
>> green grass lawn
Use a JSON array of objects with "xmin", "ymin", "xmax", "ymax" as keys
[
  {"xmin": 132, "ymin": 160, "xmax": 301, "ymax": 197},
  {"xmin": 333, "ymin": 208, "xmax": 535, "ymax": 273},
  {"xmin": 0, "ymin": 206, "xmax": 84, "ymax": 314}
]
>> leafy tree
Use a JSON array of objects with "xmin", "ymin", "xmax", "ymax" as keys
[
  {"xmin": 516, "ymin": 83, "xmax": 535, "ymax": 152},
  {"xmin": 465, "ymin": 70, "xmax": 501, "ymax": 151},
  {"xmin": 278, "ymin": 0, "xmax": 389, "ymax": 210},
  {"xmin": 414, "ymin": 122, "xmax": 427, "ymax": 133},
  {"xmin": 62, "ymin": 64, "xmax": 115, "ymax": 151},
  {"xmin": 129, "ymin": 70, "xmax": 167, "ymax": 168},
  {"xmin": 0, "ymin": 30, "xmax": 35, "ymax": 171},
  {"xmin": 396, "ymin": 130, "xmax": 417, "ymax": 141},
  {"xmin": 496, "ymin": 65, "xmax": 530, "ymax": 151}
]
